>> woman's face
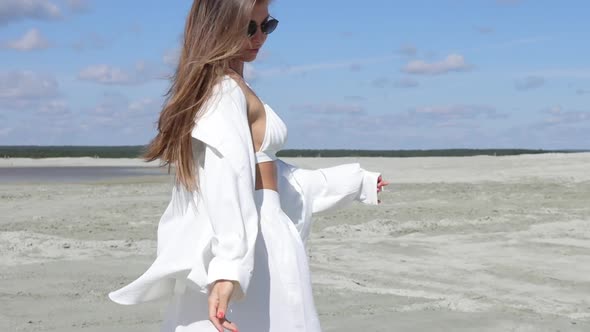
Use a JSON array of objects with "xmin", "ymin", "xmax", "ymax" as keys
[{"xmin": 240, "ymin": 2, "xmax": 270, "ymax": 62}]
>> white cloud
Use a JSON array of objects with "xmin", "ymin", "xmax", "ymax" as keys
[
  {"xmin": 0, "ymin": 127, "xmax": 13, "ymax": 137},
  {"xmin": 475, "ymin": 26, "xmax": 494, "ymax": 34},
  {"xmin": 349, "ymin": 63, "xmax": 362, "ymax": 72},
  {"xmin": 290, "ymin": 103, "xmax": 366, "ymax": 116},
  {"xmin": 288, "ymin": 106, "xmax": 513, "ymax": 149},
  {"xmin": 398, "ymin": 44, "xmax": 418, "ymax": 57},
  {"xmin": 83, "ymin": 92, "xmax": 160, "ymax": 133},
  {"xmin": 0, "ymin": 0, "xmax": 62, "ymax": 25},
  {"xmin": 501, "ymin": 109, "xmax": 590, "ymax": 149},
  {"xmin": 394, "ymin": 77, "xmax": 419, "ymax": 88},
  {"xmin": 370, "ymin": 77, "xmax": 419, "ymax": 89},
  {"xmin": 128, "ymin": 98, "xmax": 160, "ymax": 115},
  {"xmin": 0, "ymin": 70, "xmax": 59, "ymax": 100},
  {"xmin": 78, "ymin": 65, "xmax": 131, "ymax": 85},
  {"xmin": 71, "ymin": 32, "xmax": 107, "ymax": 51},
  {"xmin": 1, "ymin": 92, "xmax": 159, "ymax": 145},
  {"xmin": 257, "ymin": 54, "xmax": 399, "ymax": 77},
  {"xmin": 129, "ymin": 22, "xmax": 143, "ymax": 36},
  {"xmin": 1, "ymin": 87, "xmax": 159, "ymax": 145},
  {"xmin": 38, "ymin": 100, "xmax": 70, "ymax": 116},
  {"xmin": 88, "ymin": 92, "xmax": 128, "ymax": 117},
  {"xmin": 339, "ymin": 31, "xmax": 354, "ymax": 39},
  {"xmin": 66, "ymin": 0, "xmax": 90, "ymax": 13},
  {"xmin": 526, "ymin": 68, "xmax": 590, "ymax": 79},
  {"xmin": 287, "ymin": 103, "xmax": 508, "ymax": 149},
  {"xmin": 543, "ymin": 106, "xmax": 589, "ymax": 125},
  {"xmin": 135, "ymin": 60, "xmax": 147, "ymax": 72},
  {"xmin": 244, "ymin": 63, "xmax": 257, "ymax": 82},
  {"xmin": 460, "ymin": 36, "xmax": 550, "ymax": 54},
  {"xmin": 402, "ymin": 54, "xmax": 472, "ymax": 75},
  {"xmin": 343, "ymin": 95, "xmax": 367, "ymax": 102},
  {"xmin": 255, "ymin": 49, "xmax": 272, "ymax": 62},
  {"xmin": 78, "ymin": 61, "xmax": 158, "ymax": 85},
  {"xmin": 0, "ymin": 70, "xmax": 68, "ymax": 116},
  {"xmin": 496, "ymin": 0, "xmax": 523, "ymax": 5},
  {"xmin": 408, "ymin": 105, "xmax": 507, "ymax": 122},
  {"xmin": 371, "ymin": 77, "xmax": 390, "ymax": 89},
  {"xmin": 163, "ymin": 48, "xmax": 180, "ymax": 67},
  {"xmin": 515, "ymin": 76, "xmax": 545, "ymax": 91},
  {"xmin": 3, "ymin": 28, "xmax": 50, "ymax": 51}
]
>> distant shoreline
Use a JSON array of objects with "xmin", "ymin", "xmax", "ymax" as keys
[
  {"xmin": 1, "ymin": 152, "xmax": 590, "ymax": 168},
  {"xmin": 1, "ymin": 146, "xmax": 588, "ymax": 159},
  {"xmin": 0, "ymin": 157, "xmax": 160, "ymax": 168}
]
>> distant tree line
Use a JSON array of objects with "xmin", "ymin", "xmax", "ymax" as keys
[
  {"xmin": 0, "ymin": 146, "xmax": 148, "ymax": 158},
  {"xmin": 276, "ymin": 149, "xmax": 582, "ymax": 157},
  {"xmin": 1, "ymin": 146, "xmax": 586, "ymax": 159}
]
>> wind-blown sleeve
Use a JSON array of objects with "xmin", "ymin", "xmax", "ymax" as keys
[
  {"xmin": 287, "ymin": 162, "xmax": 381, "ymax": 213},
  {"xmin": 275, "ymin": 159, "xmax": 381, "ymax": 244}
]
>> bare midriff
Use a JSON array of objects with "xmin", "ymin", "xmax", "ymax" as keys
[{"xmin": 255, "ymin": 161, "xmax": 278, "ymax": 192}]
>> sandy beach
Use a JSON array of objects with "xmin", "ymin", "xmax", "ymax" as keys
[{"xmin": 1, "ymin": 153, "xmax": 589, "ymax": 331}]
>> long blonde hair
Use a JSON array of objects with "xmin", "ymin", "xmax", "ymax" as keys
[{"xmin": 144, "ymin": 0, "xmax": 258, "ymax": 192}]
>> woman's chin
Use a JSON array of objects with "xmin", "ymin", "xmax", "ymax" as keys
[{"xmin": 242, "ymin": 55, "xmax": 257, "ymax": 62}]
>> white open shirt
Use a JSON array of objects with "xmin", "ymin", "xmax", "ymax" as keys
[{"xmin": 108, "ymin": 75, "xmax": 381, "ymax": 305}]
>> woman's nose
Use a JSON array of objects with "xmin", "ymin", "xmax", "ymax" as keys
[{"xmin": 251, "ymin": 29, "xmax": 265, "ymax": 43}]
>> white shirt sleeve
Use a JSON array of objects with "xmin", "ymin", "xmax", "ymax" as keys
[
  {"xmin": 358, "ymin": 168, "xmax": 381, "ymax": 205},
  {"xmin": 200, "ymin": 144, "xmax": 257, "ymax": 302},
  {"xmin": 288, "ymin": 162, "xmax": 381, "ymax": 214}
]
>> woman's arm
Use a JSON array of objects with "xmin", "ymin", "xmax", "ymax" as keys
[
  {"xmin": 288, "ymin": 161, "xmax": 383, "ymax": 214},
  {"xmin": 190, "ymin": 77, "xmax": 259, "ymax": 305},
  {"xmin": 200, "ymin": 145, "xmax": 257, "ymax": 302},
  {"xmin": 189, "ymin": 76, "xmax": 259, "ymax": 331}
]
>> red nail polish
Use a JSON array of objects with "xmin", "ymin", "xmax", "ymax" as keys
[{"xmin": 217, "ymin": 311, "xmax": 224, "ymax": 319}]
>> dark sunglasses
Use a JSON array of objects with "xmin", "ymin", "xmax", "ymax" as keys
[{"xmin": 247, "ymin": 16, "xmax": 279, "ymax": 37}]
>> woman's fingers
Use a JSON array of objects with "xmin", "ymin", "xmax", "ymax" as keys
[
  {"xmin": 208, "ymin": 295, "xmax": 223, "ymax": 332},
  {"xmin": 208, "ymin": 280, "xmax": 236, "ymax": 332},
  {"xmin": 377, "ymin": 176, "xmax": 390, "ymax": 195},
  {"xmin": 216, "ymin": 280, "xmax": 234, "ymax": 319},
  {"xmin": 222, "ymin": 318, "xmax": 239, "ymax": 332},
  {"xmin": 216, "ymin": 295, "xmax": 229, "ymax": 323},
  {"xmin": 377, "ymin": 179, "xmax": 390, "ymax": 188}
]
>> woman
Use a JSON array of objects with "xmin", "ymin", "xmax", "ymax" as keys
[{"xmin": 108, "ymin": 0, "xmax": 390, "ymax": 331}]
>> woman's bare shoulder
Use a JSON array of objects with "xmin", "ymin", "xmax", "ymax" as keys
[
  {"xmin": 224, "ymin": 72, "xmax": 250, "ymax": 98},
  {"xmin": 222, "ymin": 72, "xmax": 265, "ymax": 122}
]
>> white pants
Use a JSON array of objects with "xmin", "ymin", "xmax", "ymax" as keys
[{"xmin": 160, "ymin": 189, "xmax": 322, "ymax": 331}]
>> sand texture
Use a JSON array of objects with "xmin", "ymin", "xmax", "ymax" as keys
[{"xmin": 1, "ymin": 153, "xmax": 589, "ymax": 331}]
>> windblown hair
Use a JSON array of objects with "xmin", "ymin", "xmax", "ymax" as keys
[{"xmin": 143, "ymin": 0, "xmax": 258, "ymax": 193}]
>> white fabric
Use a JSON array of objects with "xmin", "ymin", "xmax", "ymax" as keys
[
  {"xmin": 108, "ymin": 75, "xmax": 382, "ymax": 327},
  {"xmin": 254, "ymin": 103, "xmax": 288, "ymax": 164},
  {"xmin": 160, "ymin": 189, "xmax": 321, "ymax": 331}
]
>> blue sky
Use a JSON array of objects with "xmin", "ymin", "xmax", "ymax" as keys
[{"xmin": 1, "ymin": 0, "xmax": 589, "ymax": 149}]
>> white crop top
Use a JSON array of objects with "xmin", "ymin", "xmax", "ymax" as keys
[{"xmin": 255, "ymin": 103, "xmax": 287, "ymax": 163}]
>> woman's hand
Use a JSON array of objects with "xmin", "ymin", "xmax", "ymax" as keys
[
  {"xmin": 208, "ymin": 279, "xmax": 239, "ymax": 332},
  {"xmin": 377, "ymin": 175, "xmax": 390, "ymax": 204}
]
